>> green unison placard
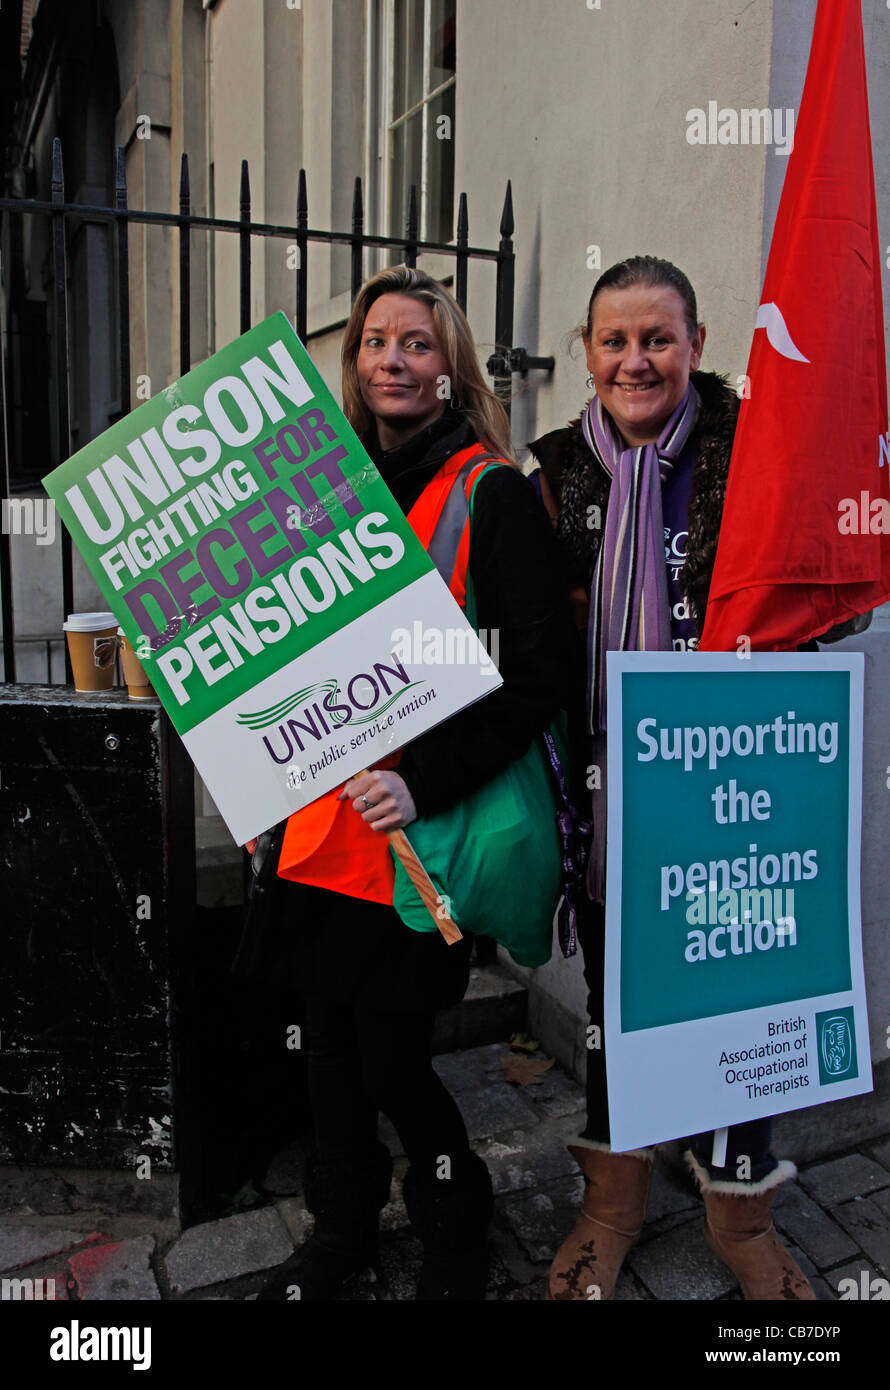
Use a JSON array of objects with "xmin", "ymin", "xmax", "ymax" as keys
[{"xmin": 43, "ymin": 313, "xmax": 501, "ymax": 844}]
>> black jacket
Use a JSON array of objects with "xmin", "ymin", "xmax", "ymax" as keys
[
  {"xmin": 527, "ymin": 370, "xmax": 870, "ymax": 647},
  {"xmin": 371, "ymin": 411, "xmax": 579, "ymax": 818},
  {"xmin": 527, "ymin": 370, "xmax": 738, "ymax": 632}
]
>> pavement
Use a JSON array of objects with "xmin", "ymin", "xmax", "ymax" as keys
[{"xmin": 1, "ymin": 1040, "xmax": 888, "ymax": 1302}]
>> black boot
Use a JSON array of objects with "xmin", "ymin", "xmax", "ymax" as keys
[
  {"xmin": 403, "ymin": 1152, "xmax": 493, "ymax": 1300},
  {"xmin": 256, "ymin": 1140, "xmax": 392, "ymax": 1300}
]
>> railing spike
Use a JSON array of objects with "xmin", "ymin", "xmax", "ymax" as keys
[
  {"xmin": 499, "ymin": 179, "xmax": 514, "ymax": 239},
  {"xmin": 51, "ymin": 136, "xmax": 63, "ymax": 194}
]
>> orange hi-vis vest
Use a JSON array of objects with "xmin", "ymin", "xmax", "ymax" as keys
[{"xmin": 277, "ymin": 443, "xmax": 504, "ymax": 902}]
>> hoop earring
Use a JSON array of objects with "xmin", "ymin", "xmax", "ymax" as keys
[{"xmin": 586, "ymin": 373, "xmax": 595, "ymax": 391}]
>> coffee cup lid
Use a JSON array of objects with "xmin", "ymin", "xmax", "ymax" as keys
[{"xmin": 63, "ymin": 611, "xmax": 118, "ymax": 632}]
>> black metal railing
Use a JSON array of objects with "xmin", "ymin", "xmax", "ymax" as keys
[{"xmin": 0, "ymin": 138, "xmax": 554, "ymax": 686}]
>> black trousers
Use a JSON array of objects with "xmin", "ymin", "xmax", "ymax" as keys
[
  {"xmin": 577, "ymin": 896, "xmax": 779, "ymax": 1185},
  {"xmin": 291, "ymin": 884, "xmax": 474, "ymax": 1179}
]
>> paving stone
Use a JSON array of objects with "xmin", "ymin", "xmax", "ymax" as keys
[
  {"xmin": 646, "ymin": 1168, "xmax": 700, "ymax": 1224},
  {"xmin": 639, "ymin": 1209, "xmax": 707, "ymax": 1246},
  {"xmin": 503, "ymin": 1278, "xmax": 548, "ymax": 1300},
  {"xmin": 824, "ymin": 1259, "xmax": 886, "ymax": 1300},
  {"xmin": 829, "ymin": 1197, "xmax": 890, "ymax": 1275},
  {"xmin": 380, "ymin": 1096, "xmax": 548, "ymax": 1153},
  {"xmin": 68, "ymin": 1236, "xmax": 159, "ymax": 1301},
  {"xmin": 478, "ymin": 1118, "xmax": 580, "ymax": 1197},
  {"xmin": 485, "ymin": 1247, "xmax": 521, "ymax": 1301},
  {"xmin": 432, "ymin": 1043, "xmax": 504, "ymax": 1095},
  {"xmin": 867, "ymin": 1139, "xmax": 890, "ymax": 1174},
  {"xmin": 498, "ymin": 1175, "xmax": 584, "ymax": 1263},
  {"xmin": 378, "ymin": 1158, "xmax": 410, "ymax": 1232},
  {"xmin": 164, "ymin": 1207, "xmax": 293, "ymax": 1294},
  {"xmin": 274, "ymin": 1198, "xmax": 312, "ymax": 1246},
  {"xmin": 797, "ymin": 1154, "xmax": 890, "ymax": 1206},
  {"xmin": 455, "ymin": 1086, "xmax": 540, "ymax": 1142},
  {"xmin": 772, "ymin": 1183, "xmax": 859, "ymax": 1267},
  {"xmin": 781, "ymin": 1238, "xmax": 834, "ymax": 1302},
  {"xmin": 434, "ymin": 1044, "xmax": 585, "ymax": 1123},
  {"xmin": 0, "ymin": 1170, "xmax": 177, "ymax": 1220},
  {"xmin": 628, "ymin": 1219, "xmax": 737, "ymax": 1300},
  {"xmin": 45, "ymin": 1266, "xmax": 73, "ymax": 1300},
  {"xmin": 489, "ymin": 1214, "xmax": 548, "ymax": 1287},
  {"xmin": 516, "ymin": 1064, "xmax": 586, "ymax": 1120},
  {"xmin": 0, "ymin": 1225, "xmax": 106, "ymax": 1272},
  {"xmin": 379, "ymin": 1191, "xmax": 409, "ymax": 1232},
  {"xmin": 532, "ymin": 1090, "xmax": 587, "ymax": 1121},
  {"xmin": 871, "ymin": 1187, "xmax": 890, "ymax": 1223},
  {"xmin": 614, "ymin": 1270, "xmax": 650, "ymax": 1300}
]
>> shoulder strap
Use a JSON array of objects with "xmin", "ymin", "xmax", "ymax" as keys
[
  {"xmin": 529, "ymin": 466, "xmax": 559, "ymax": 525},
  {"xmin": 463, "ymin": 455, "xmax": 509, "ymax": 628},
  {"xmin": 425, "ymin": 448, "xmax": 509, "ymax": 609}
]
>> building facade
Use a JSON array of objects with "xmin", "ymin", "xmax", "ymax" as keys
[{"xmin": 2, "ymin": 0, "xmax": 889, "ymax": 1100}]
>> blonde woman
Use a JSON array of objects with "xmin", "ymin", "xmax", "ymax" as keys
[{"xmin": 257, "ymin": 267, "xmax": 577, "ymax": 1301}]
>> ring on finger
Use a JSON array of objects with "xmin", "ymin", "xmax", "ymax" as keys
[{"xmin": 361, "ymin": 794, "xmax": 373, "ymax": 808}]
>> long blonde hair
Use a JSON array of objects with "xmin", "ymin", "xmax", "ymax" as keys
[{"xmin": 341, "ymin": 265, "xmax": 516, "ymax": 464}]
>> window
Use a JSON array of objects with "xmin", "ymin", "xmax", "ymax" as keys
[{"xmin": 365, "ymin": 0, "xmax": 456, "ymax": 245}]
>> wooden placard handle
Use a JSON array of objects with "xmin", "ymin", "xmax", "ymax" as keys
[
  {"xmin": 387, "ymin": 827, "xmax": 463, "ymax": 946},
  {"xmin": 352, "ymin": 766, "xmax": 462, "ymax": 945},
  {"xmin": 245, "ymin": 773, "xmax": 463, "ymax": 946}
]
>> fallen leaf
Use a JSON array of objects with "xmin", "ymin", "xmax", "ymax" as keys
[
  {"xmin": 508, "ymin": 1032, "xmax": 540, "ymax": 1054},
  {"xmin": 500, "ymin": 1052, "xmax": 554, "ymax": 1087}
]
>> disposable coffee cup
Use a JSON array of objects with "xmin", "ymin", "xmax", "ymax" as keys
[
  {"xmin": 118, "ymin": 627, "xmax": 155, "ymax": 700},
  {"xmin": 63, "ymin": 612, "xmax": 119, "ymax": 693}
]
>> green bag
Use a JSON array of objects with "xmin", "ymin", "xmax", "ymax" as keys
[{"xmin": 390, "ymin": 466, "xmax": 564, "ymax": 967}]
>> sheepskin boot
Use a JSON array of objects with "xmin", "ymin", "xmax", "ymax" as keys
[
  {"xmin": 547, "ymin": 1144, "xmax": 654, "ymax": 1301},
  {"xmin": 256, "ymin": 1140, "xmax": 392, "ymax": 1300},
  {"xmin": 690, "ymin": 1155, "xmax": 816, "ymax": 1301}
]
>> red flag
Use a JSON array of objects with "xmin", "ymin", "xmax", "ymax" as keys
[{"xmin": 699, "ymin": 0, "xmax": 889, "ymax": 653}]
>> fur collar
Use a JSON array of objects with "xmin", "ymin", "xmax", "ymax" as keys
[{"xmin": 527, "ymin": 371, "xmax": 739, "ymax": 629}]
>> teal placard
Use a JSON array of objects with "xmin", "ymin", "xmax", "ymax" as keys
[
  {"xmin": 618, "ymin": 668, "xmax": 852, "ymax": 1032},
  {"xmin": 43, "ymin": 313, "xmax": 431, "ymax": 736}
]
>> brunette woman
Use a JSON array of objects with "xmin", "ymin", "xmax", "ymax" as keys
[{"xmin": 528, "ymin": 255, "xmax": 861, "ymax": 1302}]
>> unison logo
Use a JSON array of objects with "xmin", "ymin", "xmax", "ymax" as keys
[{"xmin": 237, "ymin": 653, "xmax": 423, "ymax": 765}]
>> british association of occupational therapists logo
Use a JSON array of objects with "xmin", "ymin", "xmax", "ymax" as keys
[{"xmin": 815, "ymin": 1007, "xmax": 858, "ymax": 1085}]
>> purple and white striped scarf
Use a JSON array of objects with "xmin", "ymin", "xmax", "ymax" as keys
[{"xmin": 584, "ymin": 382, "xmax": 699, "ymax": 902}]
